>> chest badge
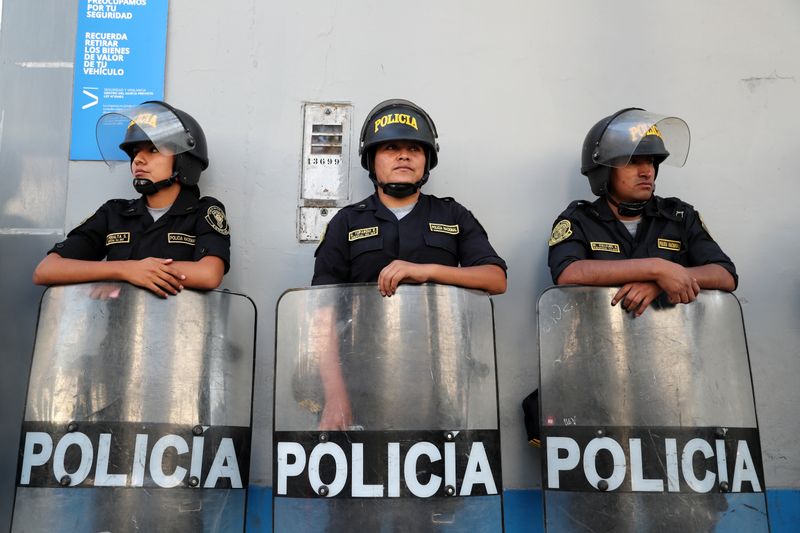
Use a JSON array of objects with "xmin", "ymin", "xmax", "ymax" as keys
[
  {"xmin": 657, "ymin": 238, "xmax": 681, "ymax": 251},
  {"xmin": 429, "ymin": 223, "xmax": 459, "ymax": 235},
  {"xmin": 548, "ymin": 220, "xmax": 572, "ymax": 246},
  {"xmin": 168, "ymin": 233, "xmax": 197, "ymax": 246},
  {"xmin": 590, "ymin": 242, "xmax": 621, "ymax": 253},
  {"xmin": 348, "ymin": 226, "xmax": 379, "ymax": 241},
  {"xmin": 106, "ymin": 232, "xmax": 131, "ymax": 246},
  {"xmin": 205, "ymin": 206, "xmax": 230, "ymax": 235}
]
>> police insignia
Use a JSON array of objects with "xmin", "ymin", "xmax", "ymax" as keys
[
  {"xmin": 698, "ymin": 212, "xmax": 713, "ymax": 238},
  {"xmin": 205, "ymin": 206, "xmax": 230, "ymax": 235},
  {"xmin": 168, "ymin": 233, "xmax": 197, "ymax": 245},
  {"xmin": 590, "ymin": 242, "xmax": 621, "ymax": 253},
  {"xmin": 429, "ymin": 223, "xmax": 459, "ymax": 235},
  {"xmin": 657, "ymin": 238, "xmax": 681, "ymax": 251},
  {"xmin": 548, "ymin": 220, "xmax": 572, "ymax": 246},
  {"xmin": 348, "ymin": 226, "xmax": 378, "ymax": 241}
]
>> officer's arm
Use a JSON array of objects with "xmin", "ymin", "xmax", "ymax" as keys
[
  {"xmin": 33, "ymin": 253, "xmax": 186, "ymax": 298},
  {"xmin": 378, "ymin": 261, "xmax": 506, "ymax": 296},
  {"xmin": 171, "ymin": 256, "xmax": 225, "ymax": 290},
  {"xmin": 558, "ymin": 258, "xmax": 700, "ymax": 304},
  {"xmin": 686, "ymin": 263, "xmax": 736, "ymax": 291}
]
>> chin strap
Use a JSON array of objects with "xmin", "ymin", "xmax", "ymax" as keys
[
  {"xmin": 369, "ymin": 172, "xmax": 429, "ymax": 198},
  {"xmin": 605, "ymin": 194, "xmax": 650, "ymax": 217},
  {"xmin": 133, "ymin": 172, "xmax": 180, "ymax": 196}
]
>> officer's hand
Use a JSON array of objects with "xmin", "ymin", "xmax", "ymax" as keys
[
  {"xmin": 123, "ymin": 258, "xmax": 186, "ymax": 298},
  {"xmin": 612, "ymin": 282, "xmax": 662, "ymax": 317},
  {"xmin": 318, "ymin": 393, "xmax": 353, "ymax": 431},
  {"xmin": 654, "ymin": 260, "xmax": 700, "ymax": 304},
  {"xmin": 88, "ymin": 283, "xmax": 121, "ymax": 301},
  {"xmin": 378, "ymin": 260, "xmax": 430, "ymax": 297}
]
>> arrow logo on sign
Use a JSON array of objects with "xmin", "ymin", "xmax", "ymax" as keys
[{"xmin": 81, "ymin": 88, "xmax": 99, "ymax": 110}]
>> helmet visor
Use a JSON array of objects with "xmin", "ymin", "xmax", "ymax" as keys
[
  {"xmin": 595, "ymin": 109, "xmax": 690, "ymax": 169},
  {"xmin": 96, "ymin": 102, "xmax": 196, "ymax": 167}
]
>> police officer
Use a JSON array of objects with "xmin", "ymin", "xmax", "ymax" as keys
[
  {"xmin": 33, "ymin": 101, "xmax": 230, "ymax": 297},
  {"xmin": 548, "ymin": 108, "xmax": 737, "ymax": 316},
  {"xmin": 312, "ymin": 98, "xmax": 507, "ymax": 296}
]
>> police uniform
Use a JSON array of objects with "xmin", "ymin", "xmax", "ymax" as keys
[
  {"xmin": 547, "ymin": 195, "xmax": 737, "ymax": 286},
  {"xmin": 312, "ymin": 193, "xmax": 506, "ymax": 284},
  {"xmin": 49, "ymin": 187, "xmax": 231, "ymax": 272}
]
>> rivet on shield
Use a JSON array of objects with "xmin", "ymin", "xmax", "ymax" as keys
[
  {"xmin": 318, "ymin": 485, "xmax": 329, "ymax": 497},
  {"xmin": 444, "ymin": 485, "xmax": 456, "ymax": 497},
  {"xmin": 597, "ymin": 480, "xmax": 609, "ymax": 492},
  {"xmin": 715, "ymin": 427, "xmax": 727, "ymax": 439},
  {"xmin": 192, "ymin": 425, "xmax": 204, "ymax": 436},
  {"xmin": 59, "ymin": 475, "xmax": 72, "ymax": 487},
  {"xmin": 719, "ymin": 481, "xmax": 730, "ymax": 493},
  {"xmin": 319, "ymin": 432, "xmax": 329, "ymax": 442},
  {"xmin": 445, "ymin": 432, "xmax": 454, "ymax": 441},
  {"xmin": 67, "ymin": 422, "xmax": 78, "ymax": 433},
  {"xmin": 595, "ymin": 428, "xmax": 605, "ymax": 438},
  {"xmin": 189, "ymin": 476, "xmax": 200, "ymax": 488}
]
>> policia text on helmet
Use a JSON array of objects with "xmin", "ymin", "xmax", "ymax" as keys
[
  {"xmin": 358, "ymin": 99, "xmax": 440, "ymax": 198},
  {"xmin": 581, "ymin": 107, "xmax": 689, "ymax": 217},
  {"xmin": 97, "ymin": 100, "xmax": 209, "ymax": 196}
]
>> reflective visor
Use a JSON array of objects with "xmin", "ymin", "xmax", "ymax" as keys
[
  {"xmin": 594, "ymin": 109, "xmax": 690, "ymax": 169},
  {"xmin": 95, "ymin": 102, "xmax": 194, "ymax": 167}
]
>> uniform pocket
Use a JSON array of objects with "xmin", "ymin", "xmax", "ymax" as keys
[
  {"xmin": 423, "ymin": 232, "xmax": 458, "ymax": 257},
  {"xmin": 349, "ymin": 236, "xmax": 383, "ymax": 259}
]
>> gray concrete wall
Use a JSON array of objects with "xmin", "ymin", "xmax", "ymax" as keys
[{"xmin": 2, "ymin": 2, "xmax": 798, "ymax": 526}]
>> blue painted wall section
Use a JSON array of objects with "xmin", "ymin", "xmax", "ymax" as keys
[{"xmin": 247, "ymin": 487, "xmax": 799, "ymax": 532}]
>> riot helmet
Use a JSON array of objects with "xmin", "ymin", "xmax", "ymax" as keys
[
  {"xmin": 96, "ymin": 101, "xmax": 209, "ymax": 194},
  {"xmin": 581, "ymin": 108, "xmax": 690, "ymax": 214},
  {"xmin": 358, "ymin": 99, "xmax": 439, "ymax": 198}
]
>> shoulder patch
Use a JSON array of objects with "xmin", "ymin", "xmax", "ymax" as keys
[
  {"xmin": 548, "ymin": 219, "xmax": 573, "ymax": 246},
  {"xmin": 698, "ymin": 212, "xmax": 713, "ymax": 238},
  {"xmin": 205, "ymin": 205, "xmax": 230, "ymax": 235}
]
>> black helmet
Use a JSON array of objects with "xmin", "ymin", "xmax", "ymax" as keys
[
  {"xmin": 581, "ymin": 108, "xmax": 690, "ymax": 197},
  {"xmin": 97, "ymin": 101, "xmax": 208, "ymax": 186},
  {"xmin": 358, "ymin": 99, "xmax": 439, "ymax": 197}
]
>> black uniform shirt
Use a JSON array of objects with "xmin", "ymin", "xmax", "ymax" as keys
[
  {"xmin": 312, "ymin": 193, "xmax": 507, "ymax": 284},
  {"xmin": 49, "ymin": 187, "xmax": 231, "ymax": 272},
  {"xmin": 547, "ymin": 196, "xmax": 737, "ymax": 287}
]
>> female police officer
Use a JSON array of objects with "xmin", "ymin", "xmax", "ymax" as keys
[
  {"xmin": 309, "ymin": 99, "xmax": 507, "ymax": 431},
  {"xmin": 312, "ymin": 98, "xmax": 507, "ymax": 296},
  {"xmin": 548, "ymin": 108, "xmax": 736, "ymax": 316},
  {"xmin": 33, "ymin": 101, "xmax": 230, "ymax": 297}
]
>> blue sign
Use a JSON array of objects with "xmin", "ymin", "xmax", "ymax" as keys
[{"xmin": 69, "ymin": 0, "xmax": 169, "ymax": 160}]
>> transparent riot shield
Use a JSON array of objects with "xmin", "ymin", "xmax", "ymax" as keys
[
  {"xmin": 12, "ymin": 283, "xmax": 256, "ymax": 532},
  {"xmin": 538, "ymin": 287, "xmax": 769, "ymax": 532},
  {"xmin": 274, "ymin": 284, "xmax": 503, "ymax": 532}
]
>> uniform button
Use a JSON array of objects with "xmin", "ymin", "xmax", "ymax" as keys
[
  {"xmin": 200, "ymin": 247, "xmax": 207, "ymax": 254},
  {"xmin": 55, "ymin": 243, "xmax": 64, "ymax": 248},
  {"xmin": 126, "ymin": 208, "xmax": 135, "ymax": 213}
]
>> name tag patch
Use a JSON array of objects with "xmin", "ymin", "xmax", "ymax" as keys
[
  {"xmin": 429, "ymin": 223, "xmax": 459, "ymax": 235},
  {"xmin": 106, "ymin": 232, "xmax": 131, "ymax": 246},
  {"xmin": 657, "ymin": 238, "xmax": 681, "ymax": 251},
  {"xmin": 590, "ymin": 242, "xmax": 620, "ymax": 253},
  {"xmin": 348, "ymin": 226, "xmax": 379, "ymax": 242},
  {"xmin": 168, "ymin": 233, "xmax": 196, "ymax": 246}
]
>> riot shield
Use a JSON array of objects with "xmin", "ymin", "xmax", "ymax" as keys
[
  {"xmin": 12, "ymin": 283, "xmax": 256, "ymax": 532},
  {"xmin": 274, "ymin": 284, "xmax": 503, "ymax": 532},
  {"xmin": 538, "ymin": 287, "xmax": 769, "ymax": 532}
]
